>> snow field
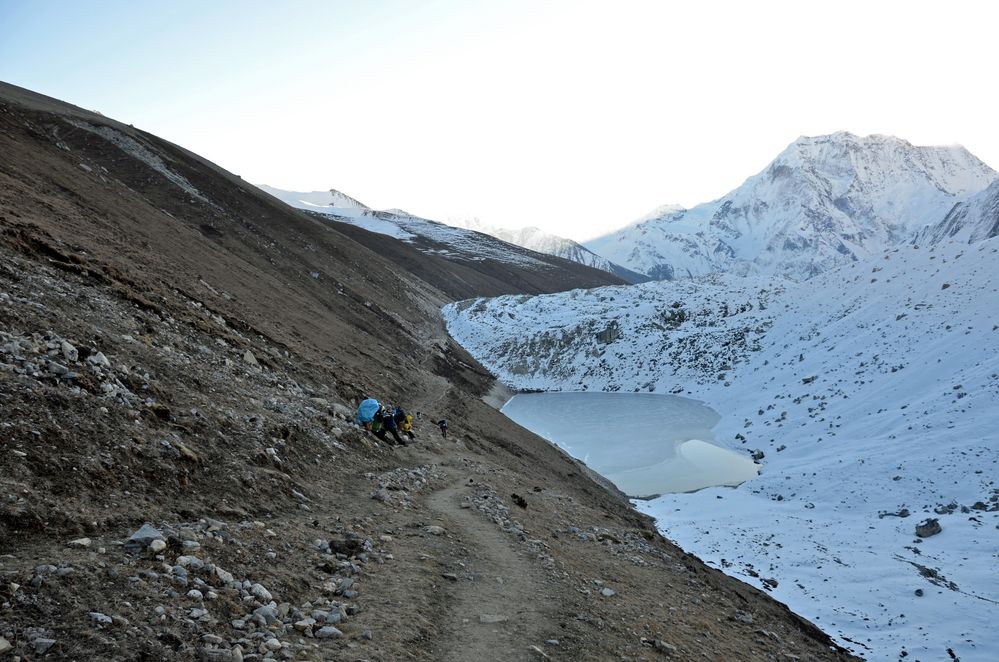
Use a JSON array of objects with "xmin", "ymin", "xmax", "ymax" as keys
[{"xmin": 443, "ymin": 238, "xmax": 999, "ymax": 660}]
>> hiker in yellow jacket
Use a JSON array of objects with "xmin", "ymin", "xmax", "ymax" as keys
[{"xmin": 397, "ymin": 410, "xmax": 416, "ymax": 442}]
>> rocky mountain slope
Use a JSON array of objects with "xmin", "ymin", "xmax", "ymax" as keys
[
  {"xmin": 444, "ymin": 235, "xmax": 999, "ymax": 660},
  {"xmin": 0, "ymin": 81, "xmax": 854, "ymax": 661},
  {"xmin": 915, "ymin": 177, "xmax": 999, "ymax": 245},
  {"xmin": 586, "ymin": 132, "xmax": 997, "ymax": 280}
]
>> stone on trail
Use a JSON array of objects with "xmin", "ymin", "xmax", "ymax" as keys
[
  {"xmin": 315, "ymin": 626, "xmax": 343, "ymax": 639},
  {"xmin": 124, "ymin": 523, "xmax": 165, "ymax": 554},
  {"xmin": 198, "ymin": 648, "xmax": 239, "ymax": 661},
  {"xmin": 87, "ymin": 351, "xmax": 111, "ymax": 368},
  {"xmin": 61, "ymin": 340, "xmax": 78, "ymax": 362},
  {"xmin": 89, "ymin": 612, "xmax": 113, "ymax": 625},
  {"xmin": 34, "ymin": 638, "xmax": 57, "ymax": 654},
  {"xmin": 424, "ymin": 525, "xmax": 446, "ymax": 536},
  {"xmin": 599, "ymin": 587, "xmax": 616, "ymax": 598},
  {"xmin": 250, "ymin": 583, "xmax": 272, "ymax": 601},
  {"xmin": 242, "ymin": 350, "xmax": 258, "ymax": 365},
  {"xmin": 68, "ymin": 537, "xmax": 92, "ymax": 548},
  {"xmin": 478, "ymin": 614, "xmax": 509, "ymax": 624},
  {"xmin": 47, "ymin": 361, "xmax": 70, "ymax": 376},
  {"xmin": 214, "ymin": 565, "xmax": 235, "ymax": 585}
]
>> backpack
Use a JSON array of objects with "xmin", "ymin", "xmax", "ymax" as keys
[{"xmin": 356, "ymin": 398, "xmax": 380, "ymax": 424}]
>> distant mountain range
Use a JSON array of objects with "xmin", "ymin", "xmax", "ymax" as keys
[
  {"xmin": 255, "ymin": 185, "xmax": 626, "ymax": 294},
  {"xmin": 257, "ymin": 186, "xmax": 647, "ymax": 283},
  {"xmin": 586, "ymin": 132, "xmax": 997, "ymax": 280},
  {"xmin": 450, "ymin": 218, "xmax": 649, "ymax": 284},
  {"xmin": 261, "ymin": 132, "xmax": 998, "ymax": 285}
]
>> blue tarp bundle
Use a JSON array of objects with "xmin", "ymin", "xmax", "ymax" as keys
[{"xmin": 356, "ymin": 398, "xmax": 380, "ymax": 423}]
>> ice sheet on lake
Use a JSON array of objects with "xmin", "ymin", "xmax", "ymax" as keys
[{"xmin": 500, "ymin": 392, "xmax": 758, "ymax": 497}]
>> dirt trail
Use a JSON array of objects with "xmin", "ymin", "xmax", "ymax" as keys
[{"xmin": 424, "ymin": 474, "xmax": 559, "ymax": 661}]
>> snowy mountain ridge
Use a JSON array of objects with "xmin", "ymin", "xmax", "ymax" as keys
[
  {"xmin": 257, "ymin": 184, "xmax": 370, "ymax": 211},
  {"xmin": 451, "ymin": 217, "xmax": 649, "ymax": 283},
  {"xmin": 257, "ymin": 184, "xmax": 624, "ymax": 276},
  {"xmin": 443, "ymin": 236, "xmax": 999, "ymax": 660},
  {"xmin": 258, "ymin": 185, "xmax": 643, "ymax": 281},
  {"xmin": 586, "ymin": 132, "xmax": 997, "ymax": 281},
  {"xmin": 916, "ymin": 178, "xmax": 999, "ymax": 245}
]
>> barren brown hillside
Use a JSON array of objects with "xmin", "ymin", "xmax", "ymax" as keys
[{"xmin": 0, "ymin": 82, "xmax": 856, "ymax": 661}]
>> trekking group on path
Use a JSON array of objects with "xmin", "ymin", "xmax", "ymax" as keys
[
  {"xmin": 355, "ymin": 396, "xmax": 452, "ymax": 446},
  {"xmin": 355, "ymin": 397, "xmax": 416, "ymax": 445}
]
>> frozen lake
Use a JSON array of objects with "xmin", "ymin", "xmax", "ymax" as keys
[{"xmin": 500, "ymin": 392, "xmax": 759, "ymax": 497}]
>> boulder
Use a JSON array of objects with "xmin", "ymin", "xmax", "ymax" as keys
[{"xmin": 915, "ymin": 518, "xmax": 942, "ymax": 538}]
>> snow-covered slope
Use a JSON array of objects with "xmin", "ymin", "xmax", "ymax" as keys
[
  {"xmin": 586, "ymin": 133, "xmax": 997, "ymax": 280},
  {"xmin": 258, "ymin": 185, "xmax": 623, "ymax": 276},
  {"xmin": 443, "ymin": 237, "xmax": 999, "ymax": 660},
  {"xmin": 453, "ymin": 218, "xmax": 649, "ymax": 283},
  {"xmin": 916, "ymin": 178, "xmax": 999, "ymax": 245},
  {"xmin": 257, "ymin": 185, "xmax": 369, "ymax": 211}
]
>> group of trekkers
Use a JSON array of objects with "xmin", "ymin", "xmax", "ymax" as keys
[{"xmin": 355, "ymin": 396, "xmax": 450, "ymax": 445}]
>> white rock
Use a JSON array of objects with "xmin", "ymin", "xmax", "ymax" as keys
[
  {"xmin": 149, "ymin": 539, "xmax": 167, "ymax": 553},
  {"xmin": 250, "ymin": 583, "xmax": 272, "ymax": 601},
  {"xmin": 68, "ymin": 537, "xmax": 91, "ymax": 548},
  {"xmin": 214, "ymin": 566, "xmax": 235, "ymax": 585},
  {"xmin": 61, "ymin": 340, "xmax": 78, "ymax": 362},
  {"xmin": 176, "ymin": 555, "xmax": 204, "ymax": 569},
  {"xmin": 294, "ymin": 618, "xmax": 316, "ymax": 631},
  {"xmin": 87, "ymin": 351, "xmax": 111, "ymax": 367}
]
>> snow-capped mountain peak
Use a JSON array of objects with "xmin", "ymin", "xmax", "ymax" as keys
[
  {"xmin": 635, "ymin": 202, "xmax": 686, "ymax": 223},
  {"xmin": 586, "ymin": 132, "xmax": 997, "ymax": 281}
]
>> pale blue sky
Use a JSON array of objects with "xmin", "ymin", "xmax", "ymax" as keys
[{"xmin": 2, "ymin": 0, "xmax": 997, "ymax": 240}]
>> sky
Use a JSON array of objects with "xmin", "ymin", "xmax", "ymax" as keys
[{"xmin": 2, "ymin": 0, "xmax": 997, "ymax": 241}]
